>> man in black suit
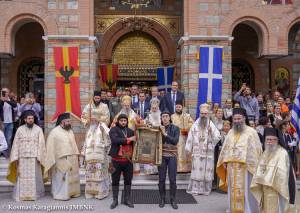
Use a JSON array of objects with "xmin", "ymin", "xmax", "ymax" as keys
[
  {"xmin": 130, "ymin": 84, "xmax": 139, "ymax": 106},
  {"xmin": 132, "ymin": 91, "xmax": 150, "ymax": 119},
  {"xmin": 146, "ymin": 86, "xmax": 164, "ymax": 111},
  {"xmin": 163, "ymin": 81, "xmax": 184, "ymax": 114}
]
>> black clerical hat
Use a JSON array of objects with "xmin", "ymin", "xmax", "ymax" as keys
[
  {"xmin": 175, "ymin": 100, "xmax": 183, "ymax": 106},
  {"xmin": 22, "ymin": 110, "xmax": 35, "ymax": 118},
  {"xmin": 264, "ymin": 127, "xmax": 286, "ymax": 149},
  {"xmin": 56, "ymin": 112, "xmax": 70, "ymax": 126},
  {"xmin": 93, "ymin": 90, "xmax": 101, "ymax": 97},
  {"xmin": 117, "ymin": 113, "xmax": 128, "ymax": 121},
  {"xmin": 232, "ymin": 108, "xmax": 247, "ymax": 117}
]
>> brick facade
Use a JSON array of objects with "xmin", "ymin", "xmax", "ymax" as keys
[{"xmin": 1, "ymin": 0, "xmax": 300, "ymax": 142}]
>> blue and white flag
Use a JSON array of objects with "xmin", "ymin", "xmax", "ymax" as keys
[
  {"xmin": 196, "ymin": 46, "xmax": 223, "ymax": 118},
  {"xmin": 157, "ymin": 66, "xmax": 174, "ymax": 92},
  {"xmin": 291, "ymin": 76, "xmax": 300, "ymax": 139}
]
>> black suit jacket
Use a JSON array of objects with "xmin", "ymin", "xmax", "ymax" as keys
[
  {"xmin": 163, "ymin": 91, "xmax": 185, "ymax": 114},
  {"xmin": 109, "ymin": 125, "xmax": 135, "ymax": 158},
  {"xmin": 132, "ymin": 101, "xmax": 151, "ymax": 119}
]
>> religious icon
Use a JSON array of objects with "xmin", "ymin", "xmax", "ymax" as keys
[{"xmin": 274, "ymin": 67, "xmax": 289, "ymax": 97}]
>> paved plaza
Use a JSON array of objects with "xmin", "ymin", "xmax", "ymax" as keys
[{"xmin": 1, "ymin": 190, "xmax": 300, "ymax": 213}]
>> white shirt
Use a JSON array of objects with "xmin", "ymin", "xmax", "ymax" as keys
[
  {"xmin": 3, "ymin": 102, "xmax": 13, "ymax": 123},
  {"xmin": 0, "ymin": 130, "xmax": 7, "ymax": 152}
]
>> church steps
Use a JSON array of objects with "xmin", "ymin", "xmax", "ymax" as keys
[{"xmin": 0, "ymin": 157, "xmax": 299, "ymax": 192}]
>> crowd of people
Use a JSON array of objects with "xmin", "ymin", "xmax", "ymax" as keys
[{"xmin": 0, "ymin": 81, "xmax": 299, "ymax": 212}]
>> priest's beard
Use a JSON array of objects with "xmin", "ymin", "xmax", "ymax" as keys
[
  {"xmin": 199, "ymin": 116, "xmax": 208, "ymax": 128},
  {"xmin": 26, "ymin": 123, "xmax": 34, "ymax": 128},
  {"xmin": 122, "ymin": 108, "xmax": 130, "ymax": 116},
  {"xmin": 233, "ymin": 121, "xmax": 246, "ymax": 133},
  {"xmin": 94, "ymin": 100, "xmax": 100, "ymax": 106},
  {"xmin": 175, "ymin": 109, "xmax": 182, "ymax": 115},
  {"xmin": 150, "ymin": 111, "xmax": 161, "ymax": 123},
  {"xmin": 265, "ymin": 144, "xmax": 279, "ymax": 156},
  {"xmin": 62, "ymin": 124, "xmax": 72, "ymax": 131}
]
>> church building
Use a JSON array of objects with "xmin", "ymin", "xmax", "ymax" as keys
[{"xmin": 0, "ymin": 0, "xmax": 299, "ymax": 142}]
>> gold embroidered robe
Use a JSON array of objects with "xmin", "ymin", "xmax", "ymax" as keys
[
  {"xmin": 217, "ymin": 126, "xmax": 262, "ymax": 213},
  {"xmin": 7, "ymin": 124, "xmax": 46, "ymax": 201},
  {"xmin": 185, "ymin": 119, "xmax": 221, "ymax": 195},
  {"xmin": 81, "ymin": 102, "xmax": 111, "ymax": 199},
  {"xmin": 250, "ymin": 146, "xmax": 298, "ymax": 213},
  {"xmin": 44, "ymin": 126, "xmax": 80, "ymax": 200},
  {"xmin": 171, "ymin": 112, "xmax": 194, "ymax": 172}
]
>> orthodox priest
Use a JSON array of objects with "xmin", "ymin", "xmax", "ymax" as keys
[
  {"xmin": 81, "ymin": 90, "xmax": 111, "ymax": 199},
  {"xmin": 7, "ymin": 110, "xmax": 46, "ymax": 201},
  {"xmin": 44, "ymin": 113, "xmax": 80, "ymax": 200},
  {"xmin": 217, "ymin": 108, "xmax": 262, "ymax": 213},
  {"xmin": 185, "ymin": 104, "xmax": 221, "ymax": 195},
  {"xmin": 171, "ymin": 100, "xmax": 194, "ymax": 172},
  {"xmin": 143, "ymin": 98, "xmax": 161, "ymax": 174},
  {"xmin": 112, "ymin": 95, "xmax": 138, "ymax": 131},
  {"xmin": 250, "ymin": 127, "xmax": 298, "ymax": 213}
]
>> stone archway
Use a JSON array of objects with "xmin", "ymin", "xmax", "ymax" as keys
[{"xmin": 99, "ymin": 17, "xmax": 176, "ymax": 65}]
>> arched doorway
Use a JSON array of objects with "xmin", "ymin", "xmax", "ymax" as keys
[
  {"xmin": 232, "ymin": 59, "xmax": 255, "ymax": 92},
  {"xmin": 232, "ymin": 22, "xmax": 263, "ymax": 92},
  {"xmin": 112, "ymin": 31, "xmax": 163, "ymax": 88},
  {"xmin": 288, "ymin": 22, "xmax": 300, "ymax": 94},
  {"xmin": 18, "ymin": 57, "xmax": 44, "ymax": 99},
  {"xmin": 13, "ymin": 22, "xmax": 44, "ymax": 99}
]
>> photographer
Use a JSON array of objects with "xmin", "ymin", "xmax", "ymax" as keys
[
  {"xmin": 0, "ymin": 88, "xmax": 17, "ymax": 158},
  {"xmin": 233, "ymin": 83, "xmax": 259, "ymax": 123},
  {"xmin": 19, "ymin": 92, "xmax": 41, "ymax": 122}
]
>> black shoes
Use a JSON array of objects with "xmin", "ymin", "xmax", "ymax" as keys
[
  {"xmin": 124, "ymin": 185, "xmax": 134, "ymax": 208},
  {"xmin": 159, "ymin": 197, "xmax": 165, "ymax": 208},
  {"xmin": 110, "ymin": 186, "xmax": 119, "ymax": 209},
  {"xmin": 170, "ymin": 199, "xmax": 178, "ymax": 209}
]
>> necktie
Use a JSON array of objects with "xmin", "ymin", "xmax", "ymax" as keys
[
  {"xmin": 140, "ymin": 102, "xmax": 144, "ymax": 118},
  {"xmin": 172, "ymin": 93, "xmax": 176, "ymax": 111}
]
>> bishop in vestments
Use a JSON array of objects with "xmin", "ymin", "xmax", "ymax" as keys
[
  {"xmin": 250, "ymin": 127, "xmax": 298, "ymax": 213},
  {"xmin": 81, "ymin": 90, "xmax": 111, "ymax": 199},
  {"xmin": 185, "ymin": 104, "xmax": 221, "ymax": 195},
  {"xmin": 44, "ymin": 113, "xmax": 80, "ymax": 200},
  {"xmin": 7, "ymin": 110, "xmax": 46, "ymax": 201},
  {"xmin": 171, "ymin": 100, "xmax": 194, "ymax": 173},
  {"xmin": 217, "ymin": 108, "xmax": 262, "ymax": 213}
]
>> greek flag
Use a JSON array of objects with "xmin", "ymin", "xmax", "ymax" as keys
[
  {"xmin": 157, "ymin": 66, "xmax": 174, "ymax": 92},
  {"xmin": 291, "ymin": 76, "xmax": 300, "ymax": 139},
  {"xmin": 196, "ymin": 46, "xmax": 223, "ymax": 118}
]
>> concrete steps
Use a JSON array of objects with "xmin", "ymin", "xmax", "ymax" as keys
[{"xmin": 0, "ymin": 157, "xmax": 299, "ymax": 192}]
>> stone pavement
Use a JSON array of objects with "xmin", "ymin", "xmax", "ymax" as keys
[
  {"xmin": 0, "ymin": 191, "xmax": 227, "ymax": 213},
  {"xmin": 1, "ymin": 189, "xmax": 300, "ymax": 213}
]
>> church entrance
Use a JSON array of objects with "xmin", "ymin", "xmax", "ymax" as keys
[
  {"xmin": 18, "ymin": 57, "xmax": 44, "ymax": 100},
  {"xmin": 112, "ymin": 31, "xmax": 162, "ymax": 89}
]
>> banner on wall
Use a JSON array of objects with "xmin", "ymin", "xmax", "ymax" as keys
[
  {"xmin": 52, "ymin": 46, "xmax": 81, "ymax": 121},
  {"xmin": 196, "ymin": 46, "xmax": 223, "ymax": 118},
  {"xmin": 99, "ymin": 64, "xmax": 119, "ymax": 92}
]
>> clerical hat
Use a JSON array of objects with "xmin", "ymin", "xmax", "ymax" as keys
[
  {"xmin": 56, "ymin": 112, "xmax": 70, "ymax": 126},
  {"xmin": 264, "ymin": 127, "xmax": 286, "ymax": 149},
  {"xmin": 175, "ymin": 100, "xmax": 183, "ymax": 106},
  {"xmin": 232, "ymin": 108, "xmax": 247, "ymax": 117},
  {"xmin": 93, "ymin": 90, "xmax": 101, "ymax": 97},
  {"xmin": 161, "ymin": 110, "xmax": 171, "ymax": 116},
  {"xmin": 117, "ymin": 113, "xmax": 128, "ymax": 121},
  {"xmin": 22, "ymin": 110, "xmax": 35, "ymax": 118}
]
